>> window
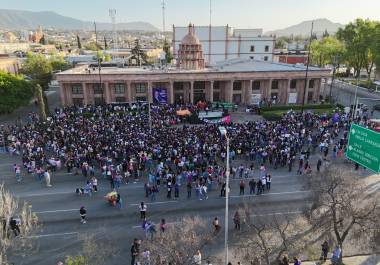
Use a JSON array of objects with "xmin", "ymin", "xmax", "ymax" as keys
[
  {"xmin": 290, "ymin": 80, "xmax": 297, "ymax": 89},
  {"xmin": 213, "ymin": 81, "xmax": 220, "ymax": 90},
  {"xmin": 213, "ymin": 92, "xmax": 220, "ymax": 101},
  {"xmin": 114, "ymin": 83, "xmax": 125, "ymax": 94},
  {"xmin": 265, "ymin": 45, "xmax": 269, "ymax": 52},
  {"xmin": 307, "ymin": 92, "xmax": 314, "ymax": 102},
  {"xmin": 93, "ymin": 83, "xmax": 103, "ymax": 94},
  {"xmin": 115, "ymin": 97, "xmax": 126, "ymax": 102},
  {"xmin": 271, "ymin": 80, "xmax": 279, "ymax": 90},
  {"xmin": 309, "ymin": 79, "xmax": 315, "ymax": 88},
  {"xmin": 233, "ymin": 81, "xmax": 242, "ymax": 91},
  {"xmin": 135, "ymin": 83, "xmax": 147, "ymax": 94},
  {"xmin": 252, "ymin": 81, "xmax": 261, "ymax": 90},
  {"xmin": 72, "ymin": 98, "xmax": 83, "ymax": 106},
  {"xmin": 264, "ymin": 56, "xmax": 269, "ymax": 61},
  {"xmin": 71, "ymin": 84, "xmax": 83, "ymax": 94},
  {"xmin": 250, "ymin": 56, "xmax": 254, "ymax": 60},
  {"xmin": 135, "ymin": 96, "xmax": 147, "ymax": 101},
  {"xmin": 250, "ymin": 46, "xmax": 255, "ymax": 52}
]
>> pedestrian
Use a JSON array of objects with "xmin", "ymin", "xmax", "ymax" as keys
[
  {"xmin": 139, "ymin": 202, "xmax": 147, "ymax": 219},
  {"xmin": 44, "ymin": 169, "xmax": 52, "ymax": 187},
  {"xmin": 187, "ymin": 181, "xmax": 192, "ymax": 199},
  {"xmin": 293, "ymin": 256, "xmax": 301, "ymax": 265},
  {"xmin": 9, "ymin": 217, "xmax": 20, "ymax": 236},
  {"xmin": 160, "ymin": 219, "xmax": 167, "ymax": 233},
  {"xmin": 116, "ymin": 193, "xmax": 122, "ymax": 209},
  {"xmin": 321, "ymin": 240, "xmax": 329, "ymax": 262},
  {"xmin": 331, "ymin": 246, "xmax": 341, "ymax": 265},
  {"xmin": 233, "ymin": 210, "xmax": 241, "ymax": 230},
  {"xmin": 249, "ymin": 178, "xmax": 256, "ymax": 195},
  {"xmin": 266, "ymin": 174, "xmax": 271, "ymax": 190},
  {"xmin": 130, "ymin": 238, "xmax": 140, "ymax": 265},
  {"xmin": 79, "ymin": 206, "xmax": 87, "ymax": 224},
  {"xmin": 167, "ymin": 182, "xmax": 172, "ymax": 199},
  {"xmin": 174, "ymin": 183, "xmax": 179, "ymax": 199},
  {"xmin": 193, "ymin": 250, "xmax": 202, "ymax": 265},
  {"xmin": 91, "ymin": 176, "xmax": 98, "ymax": 192},
  {"xmin": 279, "ymin": 255, "xmax": 289, "ymax": 265},
  {"xmin": 213, "ymin": 217, "xmax": 221, "ymax": 234},
  {"xmin": 221, "ymin": 181, "xmax": 226, "ymax": 197},
  {"xmin": 239, "ymin": 180, "xmax": 245, "ymax": 195},
  {"xmin": 14, "ymin": 164, "xmax": 22, "ymax": 183}
]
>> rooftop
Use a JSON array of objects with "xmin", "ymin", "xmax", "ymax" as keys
[{"xmin": 57, "ymin": 58, "xmax": 329, "ymax": 76}]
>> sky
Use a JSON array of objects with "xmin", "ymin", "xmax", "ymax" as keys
[{"xmin": 2, "ymin": 0, "xmax": 380, "ymax": 31}]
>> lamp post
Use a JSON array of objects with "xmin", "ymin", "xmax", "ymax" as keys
[
  {"xmin": 218, "ymin": 126, "xmax": 230, "ymax": 265},
  {"xmin": 301, "ymin": 21, "xmax": 314, "ymax": 114},
  {"xmin": 329, "ymin": 55, "xmax": 340, "ymax": 102}
]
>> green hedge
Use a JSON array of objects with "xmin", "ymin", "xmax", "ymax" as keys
[{"xmin": 261, "ymin": 104, "xmax": 333, "ymax": 112}]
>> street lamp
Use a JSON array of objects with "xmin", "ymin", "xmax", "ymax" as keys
[
  {"xmin": 218, "ymin": 126, "xmax": 230, "ymax": 265},
  {"xmin": 329, "ymin": 55, "xmax": 341, "ymax": 102}
]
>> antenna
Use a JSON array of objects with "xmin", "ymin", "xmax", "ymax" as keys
[
  {"xmin": 209, "ymin": 0, "xmax": 212, "ymax": 26},
  {"xmin": 162, "ymin": 0, "xmax": 166, "ymax": 33},
  {"xmin": 109, "ymin": 9, "xmax": 117, "ymax": 52}
]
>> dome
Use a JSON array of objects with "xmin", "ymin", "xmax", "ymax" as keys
[{"xmin": 181, "ymin": 24, "xmax": 200, "ymax": 45}]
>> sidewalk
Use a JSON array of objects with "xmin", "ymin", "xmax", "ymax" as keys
[{"xmin": 298, "ymin": 254, "xmax": 379, "ymax": 265}]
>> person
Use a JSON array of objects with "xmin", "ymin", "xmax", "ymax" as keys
[
  {"xmin": 160, "ymin": 219, "xmax": 167, "ymax": 233},
  {"xmin": 331, "ymin": 246, "xmax": 341, "ymax": 265},
  {"xmin": 266, "ymin": 174, "xmax": 271, "ymax": 190},
  {"xmin": 9, "ymin": 217, "xmax": 20, "ymax": 236},
  {"xmin": 239, "ymin": 180, "xmax": 245, "ymax": 195},
  {"xmin": 212, "ymin": 217, "xmax": 221, "ymax": 234},
  {"xmin": 116, "ymin": 193, "xmax": 122, "ymax": 209},
  {"xmin": 139, "ymin": 202, "xmax": 147, "ymax": 220},
  {"xmin": 142, "ymin": 249, "xmax": 151, "ymax": 265},
  {"xmin": 321, "ymin": 240, "xmax": 329, "ymax": 262},
  {"xmin": 233, "ymin": 210, "xmax": 241, "ymax": 230},
  {"xmin": 249, "ymin": 178, "xmax": 256, "ymax": 195},
  {"xmin": 279, "ymin": 255, "xmax": 289, "ymax": 265},
  {"xmin": 221, "ymin": 181, "xmax": 226, "ymax": 197},
  {"xmin": 91, "ymin": 176, "xmax": 98, "ymax": 192},
  {"xmin": 293, "ymin": 256, "xmax": 301, "ymax": 265},
  {"xmin": 44, "ymin": 169, "xmax": 52, "ymax": 187},
  {"xmin": 187, "ymin": 181, "xmax": 192, "ymax": 199},
  {"xmin": 130, "ymin": 238, "xmax": 140, "ymax": 265},
  {"xmin": 193, "ymin": 250, "xmax": 202, "ymax": 265},
  {"xmin": 79, "ymin": 206, "xmax": 87, "ymax": 224},
  {"xmin": 14, "ymin": 164, "xmax": 22, "ymax": 183}
]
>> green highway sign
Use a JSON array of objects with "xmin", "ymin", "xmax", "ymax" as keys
[{"xmin": 346, "ymin": 124, "xmax": 380, "ymax": 173}]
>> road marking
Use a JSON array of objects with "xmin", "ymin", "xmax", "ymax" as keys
[
  {"xmin": 129, "ymin": 201, "xmax": 179, "ymax": 206},
  {"xmin": 27, "ymin": 232, "xmax": 78, "ymax": 239},
  {"xmin": 229, "ymin": 190, "xmax": 310, "ymax": 198},
  {"xmin": 251, "ymin": 210, "xmax": 303, "ymax": 217},
  {"xmin": 132, "ymin": 221, "xmax": 177, "ymax": 229},
  {"xmin": 35, "ymin": 209, "xmax": 78, "ymax": 214},
  {"xmin": 18, "ymin": 191, "xmax": 74, "ymax": 197}
]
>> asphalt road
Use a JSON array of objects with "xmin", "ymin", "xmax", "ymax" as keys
[{"xmin": 1, "ymin": 148, "xmax": 315, "ymax": 265}]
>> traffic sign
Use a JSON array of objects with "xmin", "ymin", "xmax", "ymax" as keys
[{"xmin": 346, "ymin": 124, "xmax": 380, "ymax": 173}]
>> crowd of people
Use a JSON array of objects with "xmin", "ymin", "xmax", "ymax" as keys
[{"xmin": 1, "ymin": 101, "xmax": 373, "ymax": 265}]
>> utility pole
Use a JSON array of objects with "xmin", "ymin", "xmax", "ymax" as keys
[
  {"xmin": 94, "ymin": 22, "xmax": 104, "ymax": 104},
  {"xmin": 329, "ymin": 55, "xmax": 340, "ymax": 103},
  {"xmin": 109, "ymin": 9, "xmax": 117, "ymax": 52},
  {"xmin": 301, "ymin": 21, "xmax": 314, "ymax": 114}
]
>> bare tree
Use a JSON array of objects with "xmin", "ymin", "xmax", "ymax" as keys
[
  {"xmin": 307, "ymin": 166, "xmax": 380, "ymax": 264},
  {"xmin": 141, "ymin": 216, "xmax": 218, "ymax": 265},
  {"xmin": 0, "ymin": 184, "xmax": 39, "ymax": 264},
  {"xmin": 63, "ymin": 229, "xmax": 119, "ymax": 265},
  {"xmin": 233, "ymin": 205, "xmax": 308, "ymax": 265}
]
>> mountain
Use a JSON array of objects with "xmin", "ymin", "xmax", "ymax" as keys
[
  {"xmin": 265, "ymin": 19, "xmax": 344, "ymax": 37},
  {"xmin": 0, "ymin": 9, "xmax": 159, "ymax": 31}
]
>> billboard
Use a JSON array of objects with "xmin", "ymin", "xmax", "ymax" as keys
[{"xmin": 153, "ymin": 88, "xmax": 168, "ymax": 103}]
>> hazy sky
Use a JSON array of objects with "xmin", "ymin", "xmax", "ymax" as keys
[{"xmin": 2, "ymin": 0, "xmax": 379, "ymax": 31}]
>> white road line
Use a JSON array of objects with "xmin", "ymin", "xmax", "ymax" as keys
[
  {"xmin": 19, "ymin": 191, "xmax": 74, "ymax": 197},
  {"xmin": 27, "ymin": 232, "xmax": 78, "ymax": 239},
  {"xmin": 129, "ymin": 201, "xmax": 178, "ymax": 206},
  {"xmin": 35, "ymin": 209, "xmax": 78, "ymax": 214},
  {"xmin": 229, "ymin": 190, "xmax": 310, "ymax": 198},
  {"xmin": 251, "ymin": 210, "xmax": 303, "ymax": 217}
]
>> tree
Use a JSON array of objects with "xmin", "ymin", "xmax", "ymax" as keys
[
  {"xmin": 39, "ymin": 34, "xmax": 46, "ymax": 45},
  {"xmin": 63, "ymin": 231, "xmax": 119, "ymax": 265},
  {"xmin": 104, "ymin": 54, "xmax": 111, "ymax": 62},
  {"xmin": 50, "ymin": 55, "xmax": 71, "ymax": 72},
  {"xmin": 131, "ymin": 39, "xmax": 147, "ymax": 66},
  {"xmin": 163, "ymin": 39, "xmax": 173, "ymax": 64},
  {"xmin": 323, "ymin": 29, "xmax": 330, "ymax": 38},
  {"xmin": 234, "ymin": 205, "xmax": 308, "ymax": 265},
  {"xmin": 310, "ymin": 36, "xmax": 345, "ymax": 67},
  {"xmin": 142, "ymin": 216, "xmax": 217, "ymax": 265},
  {"xmin": 77, "ymin": 35, "xmax": 82, "ymax": 49},
  {"xmin": 337, "ymin": 19, "xmax": 379, "ymax": 79},
  {"xmin": 307, "ymin": 166, "xmax": 379, "ymax": 264},
  {"xmin": 0, "ymin": 185, "xmax": 39, "ymax": 264},
  {"xmin": 0, "ymin": 71, "xmax": 34, "ymax": 114},
  {"xmin": 275, "ymin": 38, "xmax": 287, "ymax": 49},
  {"xmin": 20, "ymin": 53, "xmax": 53, "ymax": 115}
]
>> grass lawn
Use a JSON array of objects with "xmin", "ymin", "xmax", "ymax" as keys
[{"xmin": 261, "ymin": 107, "xmax": 337, "ymax": 121}]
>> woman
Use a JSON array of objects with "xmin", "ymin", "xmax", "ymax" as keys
[
  {"xmin": 233, "ymin": 210, "xmax": 241, "ymax": 230},
  {"xmin": 139, "ymin": 202, "xmax": 147, "ymax": 219}
]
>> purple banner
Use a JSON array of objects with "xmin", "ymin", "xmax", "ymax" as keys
[{"xmin": 153, "ymin": 88, "xmax": 168, "ymax": 103}]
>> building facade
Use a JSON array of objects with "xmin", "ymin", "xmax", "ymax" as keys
[
  {"xmin": 57, "ymin": 26, "xmax": 329, "ymax": 107},
  {"xmin": 173, "ymin": 25, "xmax": 275, "ymax": 65}
]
